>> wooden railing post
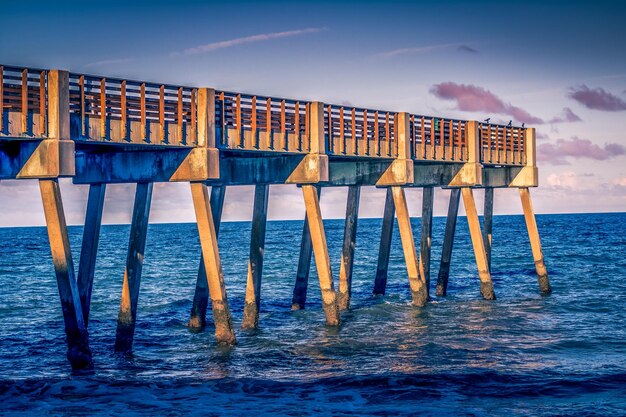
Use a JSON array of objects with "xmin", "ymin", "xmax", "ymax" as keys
[{"xmin": 376, "ymin": 112, "xmax": 414, "ymax": 186}]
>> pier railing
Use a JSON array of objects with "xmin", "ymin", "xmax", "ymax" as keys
[{"xmin": 0, "ymin": 64, "xmax": 529, "ymax": 166}]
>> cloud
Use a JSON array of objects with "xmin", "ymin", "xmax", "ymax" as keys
[
  {"xmin": 568, "ymin": 85, "xmax": 626, "ymax": 111},
  {"xmin": 85, "ymin": 58, "xmax": 134, "ymax": 68},
  {"xmin": 457, "ymin": 45, "xmax": 479, "ymax": 54},
  {"xmin": 430, "ymin": 82, "xmax": 543, "ymax": 124},
  {"xmin": 537, "ymin": 136, "xmax": 626, "ymax": 165},
  {"xmin": 548, "ymin": 107, "xmax": 582, "ymax": 123},
  {"xmin": 374, "ymin": 43, "xmax": 461, "ymax": 58},
  {"xmin": 430, "ymin": 82, "xmax": 582, "ymax": 125},
  {"xmin": 176, "ymin": 28, "xmax": 326, "ymax": 56}
]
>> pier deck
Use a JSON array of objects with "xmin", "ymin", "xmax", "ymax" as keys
[{"xmin": 0, "ymin": 65, "xmax": 550, "ymax": 370}]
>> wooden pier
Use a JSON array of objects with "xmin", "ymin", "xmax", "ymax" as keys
[{"xmin": 0, "ymin": 65, "xmax": 551, "ymax": 370}]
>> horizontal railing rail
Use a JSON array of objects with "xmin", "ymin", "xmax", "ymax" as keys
[
  {"xmin": 479, "ymin": 123, "xmax": 526, "ymax": 166},
  {"xmin": 324, "ymin": 104, "xmax": 398, "ymax": 158},
  {"xmin": 0, "ymin": 64, "xmax": 530, "ymax": 166},
  {"xmin": 0, "ymin": 65, "xmax": 48, "ymax": 138},
  {"xmin": 68, "ymin": 73, "xmax": 198, "ymax": 145},
  {"xmin": 216, "ymin": 91, "xmax": 311, "ymax": 153}
]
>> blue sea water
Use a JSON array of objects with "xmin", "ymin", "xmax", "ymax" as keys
[{"xmin": 0, "ymin": 213, "xmax": 625, "ymax": 416}]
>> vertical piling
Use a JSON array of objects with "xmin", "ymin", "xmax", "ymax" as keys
[
  {"xmin": 483, "ymin": 187, "xmax": 494, "ymax": 270},
  {"xmin": 461, "ymin": 187, "xmax": 496, "ymax": 300},
  {"xmin": 77, "ymin": 183, "xmax": 106, "ymax": 325},
  {"xmin": 301, "ymin": 184, "xmax": 340, "ymax": 326},
  {"xmin": 419, "ymin": 187, "xmax": 434, "ymax": 296},
  {"xmin": 338, "ymin": 185, "xmax": 360, "ymax": 310},
  {"xmin": 391, "ymin": 186, "xmax": 428, "ymax": 306},
  {"xmin": 190, "ymin": 182, "xmax": 236, "ymax": 344},
  {"xmin": 40, "ymin": 179, "xmax": 93, "ymax": 370},
  {"xmin": 436, "ymin": 188, "xmax": 460, "ymax": 296},
  {"xmin": 242, "ymin": 184, "xmax": 270, "ymax": 329},
  {"xmin": 188, "ymin": 185, "xmax": 225, "ymax": 330},
  {"xmin": 291, "ymin": 187, "xmax": 321, "ymax": 310},
  {"xmin": 115, "ymin": 182, "xmax": 153, "ymax": 352},
  {"xmin": 519, "ymin": 187, "xmax": 552, "ymax": 294},
  {"xmin": 373, "ymin": 188, "xmax": 394, "ymax": 296}
]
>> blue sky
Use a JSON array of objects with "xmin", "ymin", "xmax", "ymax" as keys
[{"xmin": 1, "ymin": 0, "xmax": 625, "ymax": 226}]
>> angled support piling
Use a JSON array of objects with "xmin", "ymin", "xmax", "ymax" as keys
[
  {"xmin": 291, "ymin": 188, "xmax": 319, "ymax": 310},
  {"xmin": 40, "ymin": 179, "xmax": 93, "ymax": 370},
  {"xmin": 436, "ymin": 189, "xmax": 460, "ymax": 296},
  {"xmin": 115, "ymin": 182, "xmax": 153, "ymax": 352},
  {"xmin": 302, "ymin": 184, "xmax": 340, "ymax": 326},
  {"xmin": 520, "ymin": 187, "xmax": 552, "ymax": 294},
  {"xmin": 373, "ymin": 188, "xmax": 395, "ymax": 296},
  {"xmin": 461, "ymin": 187, "xmax": 496, "ymax": 300},
  {"xmin": 392, "ymin": 186, "xmax": 428, "ymax": 306},
  {"xmin": 77, "ymin": 183, "xmax": 106, "ymax": 326},
  {"xmin": 189, "ymin": 185, "xmax": 226, "ymax": 330},
  {"xmin": 190, "ymin": 182, "xmax": 236, "ymax": 344},
  {"xmin": 338, "ymin": 185, "xmax": 360, "ymax": 310},
  {"xmin": 419, "ymin": 187, "xmax": 434, "ymax": 297},
  {"xmin": 483, "ymin": 187, "xmax": 494, "ymax": 270},
  {"xmin": 242, "ymin": 184, "xmax": 270, "ymax": 329}
]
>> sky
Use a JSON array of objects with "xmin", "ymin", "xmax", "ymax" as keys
[{"xmin": 1, "ymin": 0, "xmax": 625, "ymax": 226}]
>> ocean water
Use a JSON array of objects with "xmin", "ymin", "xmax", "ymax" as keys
[{"xmin": 0, "ymin": 213, "xmax": 625, "ymax": 416}]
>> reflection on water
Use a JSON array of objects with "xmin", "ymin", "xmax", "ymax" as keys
[{"xmin": 1, "ymin": 213, "xmax": 626, "ymax": 415}]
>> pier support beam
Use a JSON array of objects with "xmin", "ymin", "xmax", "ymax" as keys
[
  {"xmin": 190, "ymin": 182, "xmax": 236, "ymax": 344},
  {"xmin": 461, "ymin": 187, "xmax": 496, "ymax": 300},
  {"xmin": 301, "ymin": 185, "xmax": 340, "ymax": 326},
  {"xmin": 291, "ymin": 186, "xmax": 321, "ymax": 310},
  {"xmin": 77, "ymin": 184, "xmax": 106, "ymax": 325},
  {"xmin": 419, "ymin": 187, "xmax": 434, "ymax": 297},
  {"xmin": 115, "ymin": 182, "xmax": 153, "ymax": 352},
  {"xmin": 483, "ymin": 187, "xmax": 494, "ymax": 270},
  {"xmin": 242, "ymin": 184, "xmax": 270, "ymax": 329},
  {"xmin": 391, "ymin": 186, "xmax": 428, "ymax": 306},
  {"xmin": 188, "ymin": 186, "xmax": 225, "ymax": 330},
  {"xmin": 40, "ymin": 179, "xmax": 92, "ymax": 370},
  {"xmin": 373, "ymin": 188, "xmax": 394, "ymax": 296},
  {"xmin": 519, "ymin": 187, "xmax": 552, "ymax": 294},
  {"xmin": 338, "ymin": 185, "xmax": 360, "ymax": 310},
  {"xmin": 436, "ymin": 189, "xmax": 460, "ymax": 296}
]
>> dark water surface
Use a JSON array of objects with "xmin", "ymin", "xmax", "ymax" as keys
[{"xmin": 1, "ymin": 213, "xmax": 625, "ymax": 416}]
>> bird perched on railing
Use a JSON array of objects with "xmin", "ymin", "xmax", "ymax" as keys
[
  {"xmin": 507, "ymin": 120, "xmax": 512, "ymax": 127},
  {"xmin": 484, "ymin": 118, "xmax": 491, "ymax": 123},
  {"xmin": 521, "ymin": 123, "xmax": 525, "ymax": 128}
]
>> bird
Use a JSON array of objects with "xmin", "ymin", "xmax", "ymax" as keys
[
  {"xmin": 507, "ymin": 120, "xmax": 512, "ymax": 127},
  {"xmin": 484, "ymin": 117, "xmax": 491, "ymax": 123},
  {"xmin": 521, "ymin": 123, "xmax": 525, "ymax": 128}
]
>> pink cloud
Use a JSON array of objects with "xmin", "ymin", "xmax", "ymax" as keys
[
  {"xmin": 430, "ymin": 82, "xmax": 577, "ymax": 125},
  {"xmin": 568, "ymin": 85, "xmax": 626, "ymax": 111},
  {"xmin": 548, "ymin": 107, "xmax": 582, "ymax": 123},
  {"xmin": 538, "ymin": 136, "xmax": 626, "ymax": 165}
]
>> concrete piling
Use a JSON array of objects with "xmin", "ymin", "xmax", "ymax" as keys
[
  {"xmin": 338, "ymin": 185, "xmax": 360, "ymax": 310},
  {"xmin": 419, "ymin": 187, "xmax": 434, "ymax": 296},
  {"xmin": 77, "ymin": 183, "xmax": 106, "ymax": 326},
  {"xmin": 190, "ymin": 182, "xmax": 237, "ymax": 345},
  {"xmin": 461, "ymin": 187, "xmax": 496, "ymax": 300},
  {"xmin": 435, "ymin": 189, "xmax": 460, "ymax": 296},
  {"xmin": 39, "ymin": 179, "xmax": 93, "ymax": 370},
  {"xmin": 391, "ymin": 186, "xmax": 428, "ymax": 306},
  {"xmin": 373, "ymin": 188, "xmax": 394, "ymax": 296},
  {"xmin": 291, "ymin": 187, "xmax": 321, "ymax": 310},
  {"xmin": 519, "ymin": 187, "xmax": 552, "ymax": 294},
  {"xmin": 483, "ymin": 187, "xmax": 494, "ymax": 270},
  {"xmin": 115, "ymin": 182, "xmax": 153, "ymax": 352},
  {"xmin": 242, "ymin": 184, "xmax": 270, "ymax": 329},
  {"xmin": 301, "ymin": 184, "xmax": 340, "ymax": 326},
  {"xmin": 189, "ymin": 185, "xmax": 226, "ymax": 330}
]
